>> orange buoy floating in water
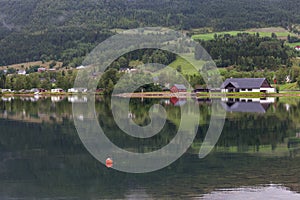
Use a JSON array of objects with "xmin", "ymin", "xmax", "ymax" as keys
[{"xmin": 106, "ymin": 158, "xmax": 113, "ymax": 168}]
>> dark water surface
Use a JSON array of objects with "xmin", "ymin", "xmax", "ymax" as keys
[{"xmin": 1, "ymin": 96, "xmax": 300, "ymax": 199}]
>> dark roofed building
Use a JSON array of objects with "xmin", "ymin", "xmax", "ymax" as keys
[
  {"xmin": 193, "ymin": 85, "xmax": 209, "ymax": 93},
  {"xmin": 221, "ymin": 78, "xmax": 275, "ymax": 93}
]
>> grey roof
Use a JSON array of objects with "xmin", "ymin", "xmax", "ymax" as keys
[
  {"xmin": 221, "ymin": 78, "xmax": 267, "ymax": 89},
  {"xmin": 221, "ymin": 102, "xmax": 268, "ymax": 113},
  {"xmin": 174, "ymin": 99, "xmax": 187, "ymax": 106},
  {"xmin": 173, "ymin": 84, "xmax": 187, "ymax": 90}
]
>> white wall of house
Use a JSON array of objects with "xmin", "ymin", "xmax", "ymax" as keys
[
  {"xmin": 221, "ymin": 97, "xmax": 275, "ymax": 103},
  {"xmin": 68, "ymin": 88, "xmax": 88, "ymax": 93},
  {"xmin": 221, "ymin": 88, "xmax": 260, "ymax": 92},
  {"xmin": 239, "ymin": 89, "xmax": 260, "ymax": 92},
  {"xmin": 51, "ymin": 88, "xmax": 63, "ymax": 93},
  {"xmin": 260, "ymin": 97, "xmax": 275, "ymax": 103},
  {"xmin": 68, "ymin": 96, "xmax": 88, "ymax": 103},
  {"xmin": 222, "ymin": 88, "xmax": 275, "ymax": 93},
  {"xmin": 260, "ymin": 87, "xmax": 275, "ymax": 93}
]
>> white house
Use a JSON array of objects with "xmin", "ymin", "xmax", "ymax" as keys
[
  {"xmin": 1, "ymin": 89, "xmax": 12, "ymax": 93},
  {"xmin": 220, "ymin": 78, "xmax": 275, "ymax": 93},
  {"xmin": 51, "ymin": 88, "xmax": 64, "ymax": 93},
  {"xmin": 67, "ymin": 88, "xmax": 88, "ymax": 93},
  {"xmin": 18, "ymin": 70, "xmax": 26, "ymax": 75},
  {"xmin": 76, "ymin": 65, "xmax": 86, "ymax": 69},
  {"xmin": 295, "ymin": 46, "xmax": 300, "ymax": 51},
  {"xmin": 119, "ymin": 68, "xmax": 138, "ymax": 73}
]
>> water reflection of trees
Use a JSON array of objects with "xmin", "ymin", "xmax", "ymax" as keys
[
  {"xmin": 1, "ymin": 97, "xmax": 300, "ymax": 152},
  {"xmin": 1, "ymin": 98, "xmax": 300, "ymax": 197}
]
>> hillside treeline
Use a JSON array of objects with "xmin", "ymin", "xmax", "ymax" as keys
[{"xmin": 1, "ymin": 0, "xmax": 300, "ymax": 66}]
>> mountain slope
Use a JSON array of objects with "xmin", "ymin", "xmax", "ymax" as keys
[{"xmin": 0, "ymin": 0, "xmax": 300, "ymax": 66}]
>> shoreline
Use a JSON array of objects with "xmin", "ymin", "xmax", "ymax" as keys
[
  {"xmin": 2, "ymin": 91, "xmax": 300, "ymax": 98},
  {"xmin": 114, "ymin": 91, "xmax": 300, "ymax": 98}
]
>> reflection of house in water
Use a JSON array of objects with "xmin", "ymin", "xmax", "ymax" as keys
[
  {"xmin": 160, "ymin": 99, "xmax": 171, "ymax": 106},
  {"xmin": 195, "ymin": 98, "xmax": 212, "ymax": 104},
  {"xmin": 170, "ymin": 97, "xmax": 186, "ymax": 106},
  {"xmin": 30, "ymin": 95, "xmax": 40, "ymax": 102},
  {"xmin": 68, "ymin": 96, "xmax": 88, "ymax": 103},
  {"xmin": 128, "ymin": 112, "xmax": 136, "ymax": 119},
  {"xmin": 51, "ymin": 96, "xmax": 65, "ymax": 102},
  {"xmin": 19, "ymin": 96, "xmax": 44, "ymax": 102},
  {"xmin": 221, "ymin": 97, "xmax": 275, "ymax": 104},
  {"xmin": 221, "ymin": 98, "xmax": 275, "ymax": 113},
  {"xmin": 1, "ymin": 97, "xmax": 14, "ymax": 102},
  {"xmin": 285, "ymin": 104, "xmax": 291, "ymax": 112},
  {"xmin": 125, "ymin": 189, "xmax": 152, "ymax": 200},
  {"xmin": 0, "ymin": 110, "xmax": 72, "ymax": 124}
]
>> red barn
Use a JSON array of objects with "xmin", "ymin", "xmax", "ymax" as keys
[{"xmin": 170, "ymin": 84, "xmax": 187, "ymax": 93}]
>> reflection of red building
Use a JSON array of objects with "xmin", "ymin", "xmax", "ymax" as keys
[
  {"xmin": 170, "ymin": 84, "xmax": 187, "ymax": 93},
  {"xmin": 170, "ymin": 97, "xmax": 187, "ymax": 106}
]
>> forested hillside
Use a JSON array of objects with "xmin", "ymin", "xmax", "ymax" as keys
[
  {"xmin": 1, "ymin": 0, "xmax": 300, "ymax": 66},
  {"xmin": 1, "ymin": 0, "xmax": 300, "ymax": 31},
  {"xmin": 196, "ymin": 33, "xmax": 294, "ymax": 70}
]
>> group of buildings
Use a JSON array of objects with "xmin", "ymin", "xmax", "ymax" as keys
[
  {"xmin": 170, "ymin": 78, "xmax": 276, "ymax": 94},
  {"xmin": 1, "ymin": 77, "xmax": 276, "ymax": 95},
  {"xmin": 1, "ymin": 88, "xmax": 89, "ymax": 94}
]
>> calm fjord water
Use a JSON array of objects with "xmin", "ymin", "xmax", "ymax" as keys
[{"xmin": 0, "ymin": 96, "xmax": 300, "ymax": 199}]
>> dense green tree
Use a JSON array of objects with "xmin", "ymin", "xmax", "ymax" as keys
[
  {"xmin": 196, "ymin": 33, "xmax": 294, "ymax": 70},
  {"xmin": 104, "ymin": 79, "xmax": 115, "ymax": 95}
]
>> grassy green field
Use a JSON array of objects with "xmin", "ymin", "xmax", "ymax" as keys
[
  {"xmin": 192, "ymin": 30, "xmax": 298, "ymax": 41},
  {"xmin": 279, "ymin": 82, "xmax": 300, "ymax": 91},
  {"xmin": 168, "ymin": 53, "xmax": 206, "ymax": 75},
  {"xmin": 192, "ymin": 31, "xmax": 244, "ymax": 41},
  {"xmin": 285, "ymin": 42, "xmax": 300, "ymax": 48}
]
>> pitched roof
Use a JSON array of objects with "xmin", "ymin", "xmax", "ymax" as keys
[
  {"xmin": 173, "ymin": 84, "xmax": 187, "ymax": 90},
  {"xmin": 221, "ymin": 78, "xmax": 267, "ymax": 89},
  {"xmin": 221, "ymin": 102, "xmax": 268, "ymax": 113}
]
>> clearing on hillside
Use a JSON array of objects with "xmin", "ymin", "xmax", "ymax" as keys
[
  {"xmin": 192, "ymin": 27, "xmax": 298, "ymax": 41},
  {"xmin": 0, "ymin": 61, "xmax": 63, "ymax": 71}
]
